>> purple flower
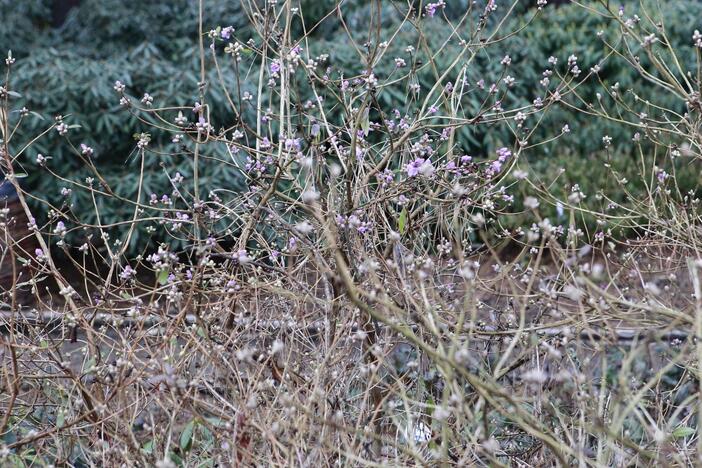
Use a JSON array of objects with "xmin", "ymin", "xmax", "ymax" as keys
[
  {"xmin": 119, "ymin": 265, "xmax": 137, "ymax": 281},
  {"xmin": 270, "ymin": 60, "xmax": 281, "ymax": 75},
  {"xmin": 80, "ymin": 143, "xmax": 94, "ymax": 157},
  {"xmin": 355, "ymin": 146, "xmax": 366, "ymax": 161},
  {"xmin": 407, "ymin": 158, "xmax": 424, "ymax": 177},
  {"xmin": 236, "ymin": 249, "xmax": 251, "ymax": 264},
  {"xmin": 54, "ymin": 221, "xmax": 67, "ymax": 236},
  {"xmin": 406, "ymin": 158, "xmax": 434, "ymax": 177},
  {"xmin": 377, "ymin": 169, "xmax": 394, "ymax": 187},
  {"xmin": 284, "ymin": 137, "xmax": 301, "ymax": 152},
  {"xmin": 220, "ymin": 26, "xmax": 235, "ymax": 40},
  {"xmin": 425, "ymin": 0, "xmax": 445, "ymax": 17},
  {"xmin": 357, "ymin": 221, "xmax": 372, "ymax": 234},
  {"xmin": 496, "ymin": 147, "xmax": 512, "ymax": 162}
]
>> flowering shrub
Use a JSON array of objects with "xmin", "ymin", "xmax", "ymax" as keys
[
  {"xmin": 3, "ymin": 0, "xmax": 701, "ymax": 253},
  {"xmin": 1, "ymin": 0, "xmax": 702, "ymax": 466}
]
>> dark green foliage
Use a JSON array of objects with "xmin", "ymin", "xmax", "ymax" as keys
[
  {"xmin": 503, "ymin": 1, "xmax": 702, "ymax": 225},
  {"xmin": 2, "ymin": 0, "xmax": 701, "ymax": 253},
  {"xmin": 2, "ymin": 0, "xmax": 251, "ymax": 251},
  {"xmin": 316, "ymin": 1, "xmax": 701, "ymax": 221},
  {"xmin": 0, "ymin": 0, "xmax": 53, "ymax": 53}
]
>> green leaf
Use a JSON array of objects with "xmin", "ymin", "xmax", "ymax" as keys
[
  {"xmin": 426, "ymin": 394, "xmax": 435, "ymax": 417},
  {"xmin": 169, "ymin": 451, "xmax": 184, "ymax": 467},
  {"xmin": 13, "ymin": 173, "xmax": 28, "ymax": 179},
  {"xmin": 21, "ymin": 449, "xmax": 37, "ymax": 464},
  {"xmin": 2, "ymin": 422, "xmax": 17, "ymax": 445},
  {"xmin": 84, "ymin": 357, "xmax": 97, "ymax": 373},
  {"xmin": 8, "ymin": 454, "xmax": 25, "ymax": 467},
  {"xmin": 141, "ymin": 439, "xmax": 154, "ymax": 455},
  {"xmin": 200, "ymin": 425, "xmax": 214, "ymax": 444},
  {"xmin": 157, "ymin": 269, "xmax": 169, "ymax": 285},
  {"xmin": 672, "ymin": 426, "xmax": 695, "ymax": 438},
  {"xmin": 180, "ymin": 420, "xmax": 196, "ymax": 452},
  {"xmin": 398, "ymin": 208, "xmax": 407, "ymax": 235},
  {"xmin": 205, "ymin": 417, "xmax": 226, "ymax": 427},
  {"xmin": 360, "ymin": 106, "xmax": 369, "ymax": 136}
]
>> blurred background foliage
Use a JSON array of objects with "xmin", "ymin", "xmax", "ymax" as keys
[
  {"xmin": 2, "ymin": 0, "xmax": 253, "ymax": 252},
  {"xmin": 1, "ymin": 0, "xmax": 700, "ymax": 253}
]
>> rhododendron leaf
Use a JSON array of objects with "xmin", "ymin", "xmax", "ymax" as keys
[
  {"xmin": 673, "ymin": 427, "xmax": 695, "ymax": 438},
  {"xmin": 180, "ymin": 420, "xmax": 196, "ymax": 452},
  {"xmin": 361, "ymin": 107, "xmax": 369, "ymax": 136},
  {"xmin": 157, "ymin": 269, "xmax": 169, "ymax": 285},
  {"xmin": 398, "ymin": 208, "xmax": 407, "ymax": 234}
]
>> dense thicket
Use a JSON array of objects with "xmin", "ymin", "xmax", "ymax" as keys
[{"xmin": 3, "ymin": 0, "xmax": 701, "ymax": 251}]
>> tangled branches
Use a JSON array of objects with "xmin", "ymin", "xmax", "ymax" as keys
[{"xmin": 2, "ymin": 0, "xmax": 702, "ymax": 465}]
